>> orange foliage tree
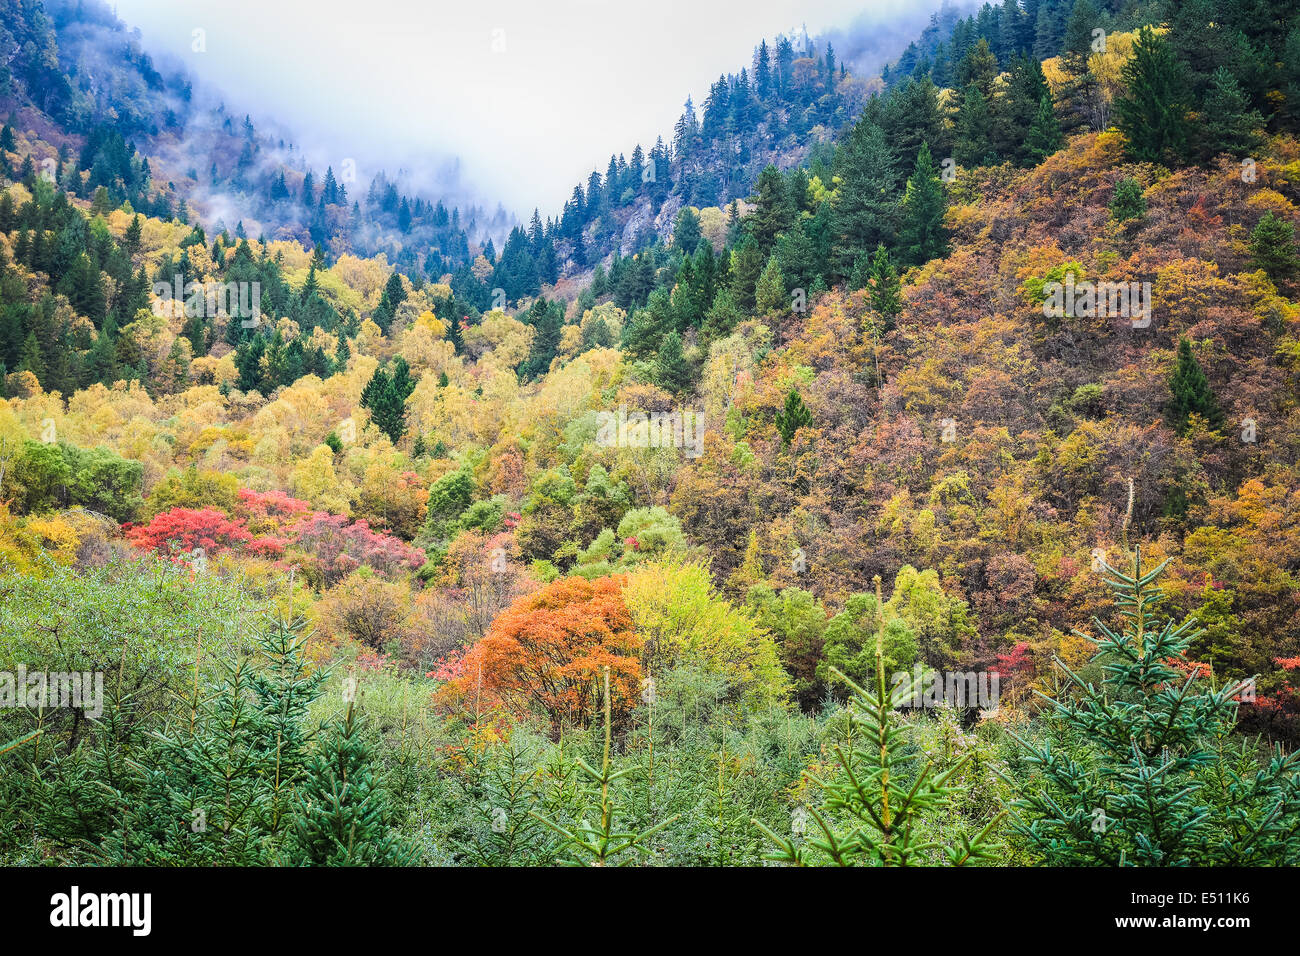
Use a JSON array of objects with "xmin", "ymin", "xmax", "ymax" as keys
[{"xmin": 455, "ymin": 575, "xmax": 641, "ymax": 735}]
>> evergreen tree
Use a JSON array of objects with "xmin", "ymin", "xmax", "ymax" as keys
[
  {"xmin": 754, "ymin": 253, "xmax": 786, "ymax": 314},
  {"xmin": 445, "ymin": 312, "xmax": 464, "ymax": 354},
  {"xmin": 775, "ymin": 388, "xmax": 813, "ymax": 445},
  {"xmin": 955, "ymin": 83, "xmax": 996, "ymax": 167},
  {"xmin": 372, "ymin": 272, "xmax": 406, "ymax": 333},
  {"xmin": 290, "ymin": 699, "xmax": 410, "ymax": 866},
  {"xmin": 1109, "ymin": 177, "xmax": 1146, "ymax": 222},
  {"xmin": 360, "ymin": 357, "xmax": 416, "ymax": 443},
  {"xmin": 1024, "ymin": 95, "xmax": 1064, "ymax": 163},
  {"xmin": 756, "ymin": 576, "xmax": 1004, "ymax": 866},
  {"xmin": 1115, "ymin": 27, "xmax": 1193, "ymax": 166},
  {"xmin": 1008, "ymin": 549, "xmax": 1300, "ymax": 865},
  {"xmin": 673, "ymin": 207, "xmax": 702, "ymax": 255},
  {"xmin": 1196, "ymin": 67, "xmax": 1265, "ymax": 162},
  {"xmin": 701, "ymin": 288, "xmax": 743, "ymax": 346},
  {"xmin": 832, "ymin": 122, "xmax": 899, "ymax": 280},
  {"xmin": 867, "ymin": 245, "xmax": 903, "ymax": 332},
  {"xmin": 748, "ymin": 165, "xmax": 795, "ymax": 255},
  {"xmin": 17, "ymin": 330, "xmax": 46, "ymax": 382},
  {"xmin": 728, "ymin": 236, "xmax": 765, "ymax": 313},
  {"xmin": 776, "ymin": 219, "xmax": 817, "ymax": 295},
  {"xmin": 898, "ymin": 143, "xmax": 948, "ymax": 266},
  {"xmin": 520, "ymin": 298, "xmax": 562, "ymax": 380},
  {"xmin": 1168, "ymin": 338, "xmax": 1224, "ymax": 434},
  {"xmin": 1249, "ymin": 212, "xmax": 1300, "ymax": 284},
  {"xmin": 530, "ymin": 668, "xmax": 678, "ymax": 865},
  {"xmin": 654, "ymin": 330, "xmax": 692, "ymax": 394},
  {"xmin": 621, "ymin": 288, "xmax": 676, "ymax": 363},
  {"xmin": 334, "ymin": 328, "xmax": 351, "ymax": 369}
]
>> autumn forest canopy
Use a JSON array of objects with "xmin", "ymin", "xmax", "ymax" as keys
[{"xmin": 2, "ymin": 0, "xmax": 1300, "ymax": 882}]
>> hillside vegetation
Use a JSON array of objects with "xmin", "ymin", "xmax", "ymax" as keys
[{"xmin": 1, "ymin": 0, "xmax": 1299, "ymax": 866}]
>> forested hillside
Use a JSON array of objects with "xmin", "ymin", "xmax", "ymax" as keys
[{"xmin": 2, "ymin": 0, "xmax": 1300, "ymax": 869}]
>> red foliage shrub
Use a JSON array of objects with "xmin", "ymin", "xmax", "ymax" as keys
[
  {"xmin": 290, "ymin": 512, "xmax": 425, "ymax": 585},
  {"xmin": 125, "ymin": 507, "xmax": 253, "ymax": 555}
]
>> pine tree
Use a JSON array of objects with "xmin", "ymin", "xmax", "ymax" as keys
[
  {"xmin": 955, "ymin": 84, "xmax": 995, "ymax": 167},
  {"xmin": 673, "ymin": 207, "xmax": 702, "ymax": 255},
  {"xmin": 621, "ymin": 288, "xmax": 675, "ymax": 362},
  {"xmin": 123, "ymin": 215, "xmax": 143, "ymax": 257},
  {"xmin": 728, "ymin": 236, "xmax": 765, "ymax": 313},
  {"xmin": 700, "ymin": 288, "xmax": 743, "ymax": 347},
  {"xmin": 530, "ymin": 669, "xmax": 678, "ymax": 865},
  {"xmin": 898, "ymin": 143, "xmax": 948, "ymax": 267},
  {"xmin": 1115, "ymin": 27, "xmax": 1193, "ymax": 166},
  {"xmin": 249, "ymin": 618, "xmax": 329, "ymax": 835},
  {"xmin": 334, "ymin": 328, "xmax": 350, "ymax": 369},
  {"xmin": 756, "ymin": 576, "xmax": 1004, "ymax": 865},
  {"xmin": 775, "ymin": 388, "xmax": 813, "ymax": 445},
  {"xmin": 360, "ymin": 357, "xmax": 415, "ymax": 443},
  {"xmin": 372, "ymin": 272, "xmax": 406, "ymax": 333},
  {"xmin": 445, "ymin": 312, "xmax": 464, "ymax": 354},
  {"xmin": 17, "ymin": 330, "xmax": 46, "ymax": 382},
  {"xmin": 520, "ymin": 298, "xmax": 562, "ymax": 380},
  {"xmin": 1007, "ymin": 549, "xmax": 1300, "ymax": 865},
  {"xmin": 1167, "ymin": 338, "xmax": 1224, "ymax": 434},
  {"xmin": 748, "ymin": 165, "xmax": 795, "ymax": 255}
]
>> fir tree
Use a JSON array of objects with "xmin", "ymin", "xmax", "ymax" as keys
[
  {"xmin": 832, "ymin": 122, "xmax": 899, "ymax": 280},
  {"xmin": 867, "ymin": 245, "xmax": 903, "ymax": 332},
  {"xmin": 728, "ymin": 236, "xmax": 765, "ymax": 313},
  {"xmin": 1196, "ymin": 67, "xmax": 1265, "ymax": 162},
  {"xmin": 360, "ymin": 357, "xmax": 416, "ymax": 443},
  {"xmin": 1109, "ymin": 177, "xmax": 1147, "ymax": 223},
  {"xmin": 530, "ymin": 669, "xmax": 678, "ymax": 865},
  {"xmin": 445, "ymin": 312, "xmax": 464, "ymax": 354},
  {"xmin": 898, "ymin": 143, "xmax": 948, "ymax": 267},
  {"xmin": 701, "ymin": 288, "xmax": 742, "ymax": 347},
  {"xmin": 1115, "ymin": 27, "xmax": 1193, "ymax": 166},
  {"xmin": 290, "ymin": 698, "xmax": 410, "ymax": 865},
  {"xmin": 1248, "ymin": 212, "xmax": 1300, "ymax": 285},
  {"xmin": 654, "ymin": 330, "xmax": 692, "ymax": 394},
  {"xmin": 754, "ymin": 253, "xmax": 786, "ymax": 314},
  {"xmin": 756, "ymin": 577, "xmax": 1004, "ymax": 865},
  {"xmin": 955, "ymin": 84, "xmax": 995, "ymax": 167},
  {"xmin": 1167, "ymin": 338, "xmax": 1224, "ymax": 434},
  {"xmin": 748, "ymin": 164, "xmax": 795, "ymax": 255},
  {"xmin": 1007, "ymin": 549, "xmax": 1300, "ymax": 865},
  {"xmin": 519, "ymin": 298, "xmax": 563, "ymax": 381},
  {"xmin": 334, "ymin": 328, "xmax": 350, "ymax": 369},
  {"xmin": 775, "ymin": 388, "xmax": 813, "ymax": 445},
  {"xmin": 1024, "ymin": 95, "xmax": 1065, "ymax": 163}
]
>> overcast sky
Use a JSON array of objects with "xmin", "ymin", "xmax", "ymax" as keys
[{"xmin": 111, "ymin": 0, "xmax": 942, "ymax": 218}]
